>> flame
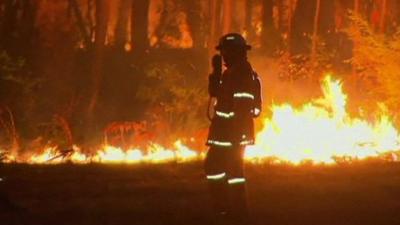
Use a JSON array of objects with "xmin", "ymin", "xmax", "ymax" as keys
[
  {"xmin": 29, "ymin": 147, "xmax": 62, "ymax": 164},
  {"xmin": 18, "ymin": 141, "xmax": 200, "ymax": 164},
  {"xmin": 91, "ymin": 141, "xmax": 198, "ymax": 164},
  {"xmin": 93, "ymin": 146, "xmax": 143, "ymax": 164},
  {"xmin": 27, "ymin": 145, "xmax": 87, "ymax": 164},
  {"xmin": 0, "ymin": 148, "xmax": 15, "ymax": 163},
  {"xmin": 173, "ymin": 140, "xmax": 199, "ymax": 162},
  {"xmin": 3, "ymin": 75, "xmax": 400, "ymax": 165},
  {"xmin": 245, "ymin": 75, "xmax": 400, "ymax": 164}
]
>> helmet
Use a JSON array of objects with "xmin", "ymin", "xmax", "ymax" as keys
[{"xmin": 215, "ymin": 33, "xmax": 251, "ymax": 51}]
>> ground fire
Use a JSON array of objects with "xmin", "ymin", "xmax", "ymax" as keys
[{"xmin": 1, "ymin": 74, "xmax": 398, "ymax": 165}]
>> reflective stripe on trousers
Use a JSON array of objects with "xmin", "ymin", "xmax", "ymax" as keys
[
  {"xmin": 206, "ymin": 172, "xmax": 226, "ymax": 180},
  {"xmin": 228, "ymin": 177, "xmax": 246, "ymax": 184},
  {"xmin": 215, "ymin": 111, "xmax": 235, "ymax": 119}
]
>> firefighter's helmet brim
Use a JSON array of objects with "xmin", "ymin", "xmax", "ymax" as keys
[
  {"xmin": 215, "ymin": 44, "xmax": 252, "ymax": 51},
  {"xmin": 215, "ymin": 33, "xmax": 252, "ymax": 51}
]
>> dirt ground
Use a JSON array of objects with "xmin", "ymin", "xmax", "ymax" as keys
[{"xmin": 1, "ymin": 162, "xmax": 400, "ymax": 225}]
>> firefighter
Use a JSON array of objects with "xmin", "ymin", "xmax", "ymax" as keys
[{"xmin": 205, "ymin": 33, "xmax": 262, "ymax": 224}]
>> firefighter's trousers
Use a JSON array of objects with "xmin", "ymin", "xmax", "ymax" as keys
[{"xmin": 204, "ymin": 145, "xmax": 248, "ymax": 221}]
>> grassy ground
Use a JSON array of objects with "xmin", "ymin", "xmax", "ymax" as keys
[{"xmin": 1, "ymin": 162, "xmax": 400, "ymax": 225}]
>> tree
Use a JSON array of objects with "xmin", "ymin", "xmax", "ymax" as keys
[
  {"xmin": 208, "ymin": 0, "xmax": 222, "ymax": 56},
  {"xmin": 131, "ymin": 0, "xmax": 149, "ymax": 54},
  {"xmin": 352, "ymin": 0, "xmax": 361, "ymax": 76},
  {"xmin": 310, "ymin": 0, "xmax": 321, "ymax": 66},
  {"xmin": 287, "ymin": 0, "xmax": 296, "ymax": 52},
  {"xmin": 1, "ymin": 0, "xmax": 19, "ymax": 51},
  {"xmin": 261, "ymin": 0, "xmax": 280, "ymax": 55},
  {"xmin": 182, "ymin": 0, "xmax": 204, "ymax": 49},
  {"xmin": 379, "ymin": 0, "xmax": 387, "ymax": 33},
  {"xmin": 86, "ymin": 0, "xmax": 95, "ymax": 40},
  {"xmin": 245, "ymin": 0, "xmax": 254, "ymax": 42},
  {"xmin": 69, "ymin": 0, "xmax": 91, "ymax": 47},
  {"xmin": 87, "ymin": 0, "xmax": 109, "ymax": 116},
  {"xmin": 291, "ymin": 0, "xmax": 315, "ymax": 55},
  {"xmin": 222, "ymin": 0, "xmax": 233, "ymax": 34},
  {"xmin": 115, "ymin": 0, "xmax": 132, "ymax": 50}
]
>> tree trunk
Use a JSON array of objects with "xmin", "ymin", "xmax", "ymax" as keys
[
  {"xmin": 379, "ymin": 0, "xmax": 387, "ymax": 33},
  {"xmin": 245, "ymin": 0, "xmax": 253, "ymax": 41},
  {"xmin": 0, "ymin": 0, "xmax": 3, "ymax": 26},
  {"xmin": 352, "ymin": 0, "xmax": 360, "ymax": 76},
  {"xmin": 222, "ymin": 0, "xmax": 233, "ymax": 34},
  {"xmin": 262, "ymin": 0, "xmax": 274, "ymax": 37},
  {"xmin": 354, "ymin": 0, "xmax": 360, "ymax": 14},
  {"xmin": 261, "ymin": 0, "xmax": 279, "ymax": 55},
  {"xmin": 86, "ymin": 0, "xmax": 95, "ymax": 40},
  {"xmin": 277, "ymin": 0, "xmax": 284, "ymax": 32},
  {"xmin": 182, "ymin": 1, "xmax": 203, "ymax": 49},
  {"xmin": 208, "ymin": 0, "xmax": 222, "ymax": 56},
  {"xmin": 291, "ymin": 0, "xmax": 313, "ymax": 55},
  {"xmin": 69, "ymin": 0, "xmax": 91, "ymax": 47},
  {"xmin": 87, "ymin": 0, "xmax": 109, "ymax": 116},
  {"xmin": 395, "ymin": 1, "xmax": 400, "ymax": 28},
  {"xmin": 131, "ymin": 0, "xmax": 149, "ymax": 54},
  {"xmin": 20, "ymin": 0, "xmax": 37, "ymax": 52},
  {"xmin": 115, "ymin": 0, "xmax": 132, "ymax": 50},
  {"xmin": 311, "ymin": 0, "xmax": 321, "ymax": 67},
  {"xmin": 287, "ymin": 0, "xmax": 298, "ymax": 54},
  {"xmin": 1, "ymin": 0, "xmax": 18, "ymax": 49}
]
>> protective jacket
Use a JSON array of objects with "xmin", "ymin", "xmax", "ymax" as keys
[{"xmin": 207, "ymin": 60, "xmax": 261, "ymax": 148}]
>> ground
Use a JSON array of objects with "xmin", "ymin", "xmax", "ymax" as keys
[{"xmin": 1, "ymin": 162, "xmax": 400, "ymax": 225}]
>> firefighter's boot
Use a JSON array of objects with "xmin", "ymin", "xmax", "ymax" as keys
[
  {"xmin": 228, "ymin": 178, "xmax": 249, "ymax": 225},
  {"xmin": 207, "ymin": 176, "xmax": 229, "ymax": 217}
]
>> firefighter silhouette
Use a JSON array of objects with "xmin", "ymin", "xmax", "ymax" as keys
[{"xmin": 205, "ymin": 33, "xmax": 262, "ymax": 223}]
